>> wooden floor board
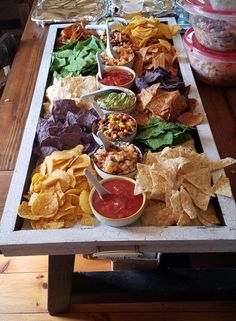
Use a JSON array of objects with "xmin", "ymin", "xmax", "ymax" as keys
[
  {"xmin": 0, "ymin": 312, "xmax": 236, "ymax": 321},
  {"xmin": 0, "ymin": 255, "xmax": 111, "ymax": 273},
  {"xmin": 0, "ymin": 254, "xmax": 235, "ymax": 319}
]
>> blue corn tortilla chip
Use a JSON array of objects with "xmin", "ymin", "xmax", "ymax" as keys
[
  {"xmin": 36, "ymin": 99, "xmax": 99, "ymax": 158},
  {"xmin": 134, "ymin": 67, "xmax": 185, "ymax": 94}
]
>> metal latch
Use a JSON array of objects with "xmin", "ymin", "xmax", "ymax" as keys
[{"xmin": 89, "ymin": 246, "xmax": 162, "ymax": 262}]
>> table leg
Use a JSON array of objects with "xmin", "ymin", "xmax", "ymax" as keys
[{"xmin": 48, "ymin": 254, "xmax": 75, "ymax": 315}]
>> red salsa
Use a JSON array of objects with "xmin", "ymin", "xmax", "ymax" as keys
[
  {"xmin": 100, "ymin": 69, "xmax": 134, "ymax": 86},
  {"xmin": 92, "ymin": 179, "xmax": 143, "ymax": 219}
]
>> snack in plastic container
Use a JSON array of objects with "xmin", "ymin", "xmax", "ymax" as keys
[
  {"xmin": 183, "ymin": 28, "xmax": 236, "ymax": 87},
  {"xmin": 183, "ymin": 0, "xmax": 236, "ymax": 51},
  {"xmin": 209, "ymin": 0, "xmax": 236, "ymax": 10}
]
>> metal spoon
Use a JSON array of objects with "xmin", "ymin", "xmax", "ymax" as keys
[
  {"xmin": 84, "ymin": 169, "xmax": 111, "ymax": 200},
  {"xmin": 80, "ymin": 87, "xmax": 126, "ymax": 99},
  {"xmin": 97, "ymin": 131, "xmax": 121, "ymax": 152},
  {"xmin": 92, "ymin": 101, "xmax": 105, "ymax": 119},
  {"xmin": 96, "ymin": 52, "xmax": 106, "ymax": 79},
  {"xmin": 105, "ymin": 19, "xmax": 117, "ymax": 59}
]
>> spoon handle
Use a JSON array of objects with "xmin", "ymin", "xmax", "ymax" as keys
[
  {"xmin": 84, "ymin": 169, "xmax": 110, "ymax": 199},
  {"xmin": 96, "ymin": 52, "xmax": 105, "ymax": 79},
  {"xmin": 80, "ymin": 87, "xmax": 122, "ymax": 99},
  {"xmin": 92, "ymin": 102, "xmax": 105, "ymax": 119},
  {"xmin": 106, "ymin": 20, "xmax": 117, "ymax": 59},
  {"xmin": 97, "ymin": 131, "xmax": 122, "ymax": 152},
  {"xmin": 97, "ymin": 131, "xmax": 111, "ymax": 151}
]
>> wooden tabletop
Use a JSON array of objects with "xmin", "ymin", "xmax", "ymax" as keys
[{"xmin": 0, "ymin": 13, "xmax": 236, "ymax": 220}]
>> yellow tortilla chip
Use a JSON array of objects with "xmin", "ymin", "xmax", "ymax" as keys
[
  {"xmin": 134, "ymin": 163, "xmax": 152, "ymax": 194},
  {"xmin": 177, "ymin": 112, "xmax": 205, "ymax": 127},
  {"xmin": 169, "ymin": 190, "xmax": 182, "ymax": 223},
  {"xmin": 183, "ymin": 168, "xmax": 214, "ymax": 196},
  {"xmin": 209, "ymin": 157, "xmax": 236, "ymax": 171},
  {"xmin": 182, "ymin": 180, "xmax": 211, "ymax": 211},
  {"xmin": 31, "ymin": 193, "xmax": 59, "ymax": 219},
  {"xmin": 197, "ymin": 206, "xmax": 221, "ymax": 226},
  {"xmin": 180, "ymin": 186, "xmax": 198, "ymax": 219},
  {"xmin": 212, "ymin": 176, "xmax": 232, "ymax": 197},
  {"xmin": 79, "ymin": 190, "xmax": 92, "ymax": 214},
  {"xmin": 31, "ymin": 219, "xmax": 64, "ymax": 229}
]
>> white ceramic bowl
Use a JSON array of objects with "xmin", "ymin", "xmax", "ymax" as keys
[
  {"xmin": 96, "ymin": 65, "xmax": 136, "ymax": 89},
  {"xmin": 92, "ymin": 142, "xmax": 142, "ymax": 179},
  {"xmin": 89, "ymin": 176, "xmax": 146, "ymax": 227},
  {"xmin": 96, "ymin": 87, "xmax": 136, "ymax": 114},
  {"xmin": 92, "ymin": 113, "xmax": 137, "ymax": 146},
  {"xmin": 100, "ymin": 49, "xmax": 135, "ymax": 68}
]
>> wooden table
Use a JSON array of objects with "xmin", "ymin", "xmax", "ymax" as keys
[{"xmin": 0, "ymin": 8, "xmax": 236, "ymax": 316}]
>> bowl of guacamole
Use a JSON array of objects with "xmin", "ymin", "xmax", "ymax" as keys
[{"xmin": 96, "ymin": 87, "xmax": 136, "ymax": 114}]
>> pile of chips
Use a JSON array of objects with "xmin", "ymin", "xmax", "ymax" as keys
[
  {"xmin": 123, "ymin": 16, "xmax": 179, "ymax": 50},
  {"xmin": 133, "ymin": 42, "xmax": 178, "ymax": 76},
  {"xmin": 44, "ymin": 76, "xmax": 99, "ymax": 113},
  {"xmin": 18, "ymin": 145, "xmax": 95, "ymax": 229},
  {"xmin": 134, "ymin": 145, "xmax": 235, "ymax": 226},
  {"xmin": 56, "ymin": 22, "xmax": 98, "ymax": 48},
  {"xmin": 133, "ymin": 83, "xmax": 204, "ymax": 126}
]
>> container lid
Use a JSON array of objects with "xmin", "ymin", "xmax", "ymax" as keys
[
  {"xmin": 183, "ymin": 0, "xmax": 236, "ymax": 19},
  {"xmin": 183, "ymin": 28, "xmax": 236, "ymax": 62}
]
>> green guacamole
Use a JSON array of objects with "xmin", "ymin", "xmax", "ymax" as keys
[{"xmin": 96, "ymin": 92, "xmax": 135, "ymax": 111}]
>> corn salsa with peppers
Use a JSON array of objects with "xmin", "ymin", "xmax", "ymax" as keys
[{"xmin": 95, "ymin": 113, "xmax": 137, "ymax": 141}]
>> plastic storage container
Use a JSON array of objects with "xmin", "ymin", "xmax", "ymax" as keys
[
  {"xmin": 209, "ymin": 0, "xmax": 236, "ymax": 10},
  {"xmin": 183, "ymin": 28, "xmax": 236, "ymax": 86},
  {"xmin": 183, "ymin": 0, "xmax": 236, "ymax": 51}
]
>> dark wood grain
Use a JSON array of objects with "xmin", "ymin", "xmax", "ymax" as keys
[
  {"xmin": 196, "ymin": 81, "xmax": 236, "ymax": 198},
  {"xmin": 48, "ymin": 255, "xmax": 75, "ymax": 315}
]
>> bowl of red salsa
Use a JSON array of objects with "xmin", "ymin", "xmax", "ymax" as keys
[
  {"xmin": 89, "ymin": 176, "xmax": 146, "ymax": 227},
  {"xmin": 97, "ymin": 66, "xmax": 135, "ymax": 89}
]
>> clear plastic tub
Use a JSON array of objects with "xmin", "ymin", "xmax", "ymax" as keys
[
  {"xmin": 183, "ymin": 0, "xmax": 236, "ymax": 51},
  {"xmin": 183, "ymin": 28, "xmax": 236, "ymax": 86},
  {"xmin": 209, "ymin": 0, "xmax": 236, "ymax": 10}
]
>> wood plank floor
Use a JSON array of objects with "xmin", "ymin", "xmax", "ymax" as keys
[{"xmin": 0, "ymin": 254, "xmax": 236, "ymax": 320}]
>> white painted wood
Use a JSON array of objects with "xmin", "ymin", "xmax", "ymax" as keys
[{"xmin": 0, "ymin": 20, "xmax": 235, "ymax": 257}]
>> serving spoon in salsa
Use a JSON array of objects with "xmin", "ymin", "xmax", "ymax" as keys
[
  {"xmin": 84, "ymin": 169, "xmax": 111, "ymax": 200},
  {"xmin": 96, "ymin": 52, "xmax": 105, "ymax": 79},
  {"xmin": 105, "ymin": 19, "xmax": 117, "ymax": 59},
  {"xmin": 97, "ymin": 131, "xmax": 122, "ymax": 152}
]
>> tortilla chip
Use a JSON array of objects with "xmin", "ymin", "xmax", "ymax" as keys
[
  {"xmin": 182, "ymin": 180, "xmax": 211, "ymax": 211},
  {"xmin": 150, "ymin": 169, "xmax": 167, "ymax": 201},
  {"xmin": 141, "ymin": 200, "xmax": 166, "ymax": 225},
  {"xmin": 209, "ymin": 158, "xmax": 236, "ymax": 171},
  {"xmin": 134, "ymin": 163, "xmax": 152, "ymax": 194},
  {"xmin": 177, "ymin": 112, "xmax": 205, "ymax": 126},
  {"xmin": 180, "ymin": 186, "xmax": 198, "ymax": 219},
  {"xmin": 169, "ymin": 190, "xmax": 182, "ymax": 223},
  {"xmin": 197, "ymin": 205, "xmax": 221, "ymax": 226},
  {"xmin": 212, "ymin": 176, "xmax": 232, "ymax": 197},
  {"xmin": 177, "ymin": 212, "xmax": 192, "ymax": 226},
  {"xmin": 183, "ymin": 168, "xmax": 213, "ymax": 196}
]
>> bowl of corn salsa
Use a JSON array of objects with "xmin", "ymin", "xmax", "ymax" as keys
[
  {"xmin": 92, "ymin": 141, "xmax": 142, "ymax": 179},
  {"xmin": 100, "ymin": 46, "xmax": 135, "ymax": 68},
  {"xmin": 92, "ymin": 113, "xmax": 137, "ymax": 145}
]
